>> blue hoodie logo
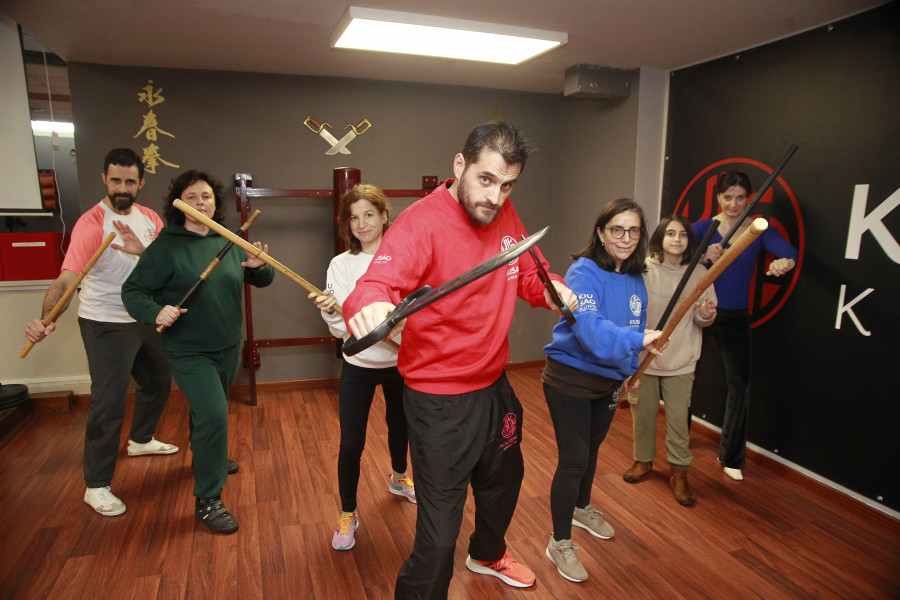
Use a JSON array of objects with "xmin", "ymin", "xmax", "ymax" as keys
[{"xmin": 630, "ymin": 294, "xmax": 642, "ymax": 316}]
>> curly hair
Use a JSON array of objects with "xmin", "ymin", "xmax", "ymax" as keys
[{"xmin": 162, "ymin": 170, "xmax": 226, "ymax": 226}]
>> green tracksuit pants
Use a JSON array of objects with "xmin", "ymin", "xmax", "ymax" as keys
[{"xmin": 166, "ymin": 342, "xmax": 240, "ymax": 498}]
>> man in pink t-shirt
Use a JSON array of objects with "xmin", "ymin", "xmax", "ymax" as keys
[{"xmin": 24, "ymin": 148, "xmax": 178, "ymax": 517}]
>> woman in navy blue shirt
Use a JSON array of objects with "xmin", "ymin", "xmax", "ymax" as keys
[{"xmin": 693, "ymin": 171, "xmax": 796, "ymax": 481}]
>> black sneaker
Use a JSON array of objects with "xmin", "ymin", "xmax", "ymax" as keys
[{"xmin": 195, "ymin": 497, "xmax": 239, "ymax": 534}]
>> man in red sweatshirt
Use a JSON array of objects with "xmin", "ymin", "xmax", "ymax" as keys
[{"xmin": 345, "ymin": 121, "xmax": 577, "ymax": 599}]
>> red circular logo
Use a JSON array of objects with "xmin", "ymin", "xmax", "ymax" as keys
[
  {"xmin": 502, "ymin": 235, "xmax": 519, "ymax": 265},
  {"xmin": 501, "ymin": 413, "xmax": 517, "ymax": 439},
  {"xmin": 673, "ymin": 158, "xmax": 804, "ymax": 328}
]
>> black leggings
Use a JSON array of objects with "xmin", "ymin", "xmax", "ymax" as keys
[
  {"xmin": 710, "ymin": 309, "xmax": 752, "ymax": 469},
  {"xmin": 337, "ymin": 362, "xmax": 407, "ymax": 512},
  {"xmin": 543, "ymin": 382, "xmax": 618, "ymax": 540}
]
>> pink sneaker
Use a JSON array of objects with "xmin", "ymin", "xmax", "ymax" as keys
[
  {"xmin": 331, "ymin": 512, "xmax": 358, "ymax": 550},
  {"xmin": 465, "ymin": 552, "xmax": 536, "ymax": 588},
  {"xmin": 388, "ymin": 473, "xmax": 416, "ymax": 504}
]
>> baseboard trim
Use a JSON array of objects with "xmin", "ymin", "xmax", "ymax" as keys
[
  {"xmin": 4, "ymin": 376, "xmax": 92, "ymax": 396},
  {"xmin": 690, "ymin": 415, "xmax": 899, "ymax": 521}
]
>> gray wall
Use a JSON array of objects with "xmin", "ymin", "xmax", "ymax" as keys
[{"xmin": 66, "ymin": 63, "xmax": 640, "ymax": 383}]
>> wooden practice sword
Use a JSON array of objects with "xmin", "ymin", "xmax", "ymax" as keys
[{"xmin": 20, "ymin": 232, "xmax": 117, "ymax": 358}]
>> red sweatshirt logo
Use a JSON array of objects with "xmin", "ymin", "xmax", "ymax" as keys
[{"xmin": 501, "ymin": 236, "xmax": 520, "ymax": 265}]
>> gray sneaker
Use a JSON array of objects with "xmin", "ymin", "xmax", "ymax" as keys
[
  {"xmin": 572, "ymin": 505, "xmax": 615, "ymax": 539},
  {"xmin": 545, "ymin": 535, "xmax": 588, "ymax": 582}
]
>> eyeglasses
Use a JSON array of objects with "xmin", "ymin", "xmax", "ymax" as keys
[{"xmin": 604, "ymin": 226, "xmax": 643, "ymax": 239}]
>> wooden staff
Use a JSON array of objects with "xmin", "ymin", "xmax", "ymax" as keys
[
  {"xmin": 175, "ymin": 199, "xmax": 329, "ymax": 299},
  {"xmin": 157, "ymin": 210, "xmax": 261, "ymax": 332},
  {"xmin": 173, "ymin": 199, "xmax": 400, "ymax": 351},
  {"xmin": 20, "ymin": 232, "xmax": 117, "ymax": 358},
  {"xmin": 629, "ymin": 217, "xmax": 768, "ymax": 384}
]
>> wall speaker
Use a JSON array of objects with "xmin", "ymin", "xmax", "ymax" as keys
[{"xmin": 564, "ymin": 64, "xmax": 633, "ymax": 99}]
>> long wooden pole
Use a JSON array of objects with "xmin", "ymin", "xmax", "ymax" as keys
[
  {"xmin": 175, "ymin": 199, "xmax": 330, "ymax": 304},
  {"xmin": 173, "ymin": 199, "xmax": 400, "ymax": 351},
  {"xmin": 20, "ymin": 232, "xmax": 117, "ymax": 358},
  {"xmin": 629, "ymin": 217, "xmax": 768, "ymax": 383}
]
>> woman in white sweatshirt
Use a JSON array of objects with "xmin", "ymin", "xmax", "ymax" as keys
[{"xmin": 308, "ymin": 184, "xmax": 415, "ymax": 551}]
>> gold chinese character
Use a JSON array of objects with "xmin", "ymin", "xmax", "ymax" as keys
[
  {"xmin": 138, "ymin": 80, "xmax": 165, "ymax": 107},
  {"xmin": 133, "ymin": 110, "xmax": 175, "ymax": 141},
  {"xmin": 141, "ymin": 144, "xmax": 180, "ymax": 174}
]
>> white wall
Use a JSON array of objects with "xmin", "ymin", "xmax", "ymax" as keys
[{"xmin": 1, "ymin": 281, "xmax": 90, "ymax": 394}]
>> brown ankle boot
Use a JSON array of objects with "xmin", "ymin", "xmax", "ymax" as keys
[
  {"xmin": 670, "ymin": 465, "xmax": 695, "ymax": 507},
  {"xmin": 623, "ymin": 460, "xmax": 652, "ymax": 483}
]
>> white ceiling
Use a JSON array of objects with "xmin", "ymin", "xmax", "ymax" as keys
[{"xmin": 5, "ymin": 0, "xmax": 886, "ymax": 121}]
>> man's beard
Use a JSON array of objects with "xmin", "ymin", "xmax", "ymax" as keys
[
  {"xmin": 108, "ymin": 192, "xmax": 135, "ymax": 211},
  {"xmin": 458, "ymin": 178, "xmax": 500, "ymax": 227}
]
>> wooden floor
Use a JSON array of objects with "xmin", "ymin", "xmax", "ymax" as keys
[{"xmin": 1, "ymin": 363, "xmax": 898, "ymax": 600}]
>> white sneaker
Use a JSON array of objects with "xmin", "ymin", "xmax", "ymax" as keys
[
  {"xmin": 127, "ymin": 437, "xmax": 179, "ymax": 456},
  {"xmin": 723, "ymin": 467, "xmax": 744, "ymax": 481},
  {"xmin": 84, "ymin": 486, "xmax": 126, "ymax": 516}
]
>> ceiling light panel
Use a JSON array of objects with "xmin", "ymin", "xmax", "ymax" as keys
[{"xmin": 331, "ymin": 7, "xmax": 567, "ymax": 65}]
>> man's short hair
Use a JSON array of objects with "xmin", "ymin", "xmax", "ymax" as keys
[
  {"xmin": 461, "ymin": 120, "xmax": 535, "ymax": 171},
  {"xmin": 103, "ymin": 148, "xmax": 145, "ymax": 180}
]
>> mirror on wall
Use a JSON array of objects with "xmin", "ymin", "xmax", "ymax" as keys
[{"xmin": 17, "ymin": 28, "xmax": 79, "ymax": 234}]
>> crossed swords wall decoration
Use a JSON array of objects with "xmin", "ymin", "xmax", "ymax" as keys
[{"xmin": 304, "ymin": 116, "xmax": 371, "ymax": 155}]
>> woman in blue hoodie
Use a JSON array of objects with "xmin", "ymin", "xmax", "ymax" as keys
[{"xmin": 541, "ymin": 198, "xmax": 663, "ymax": 583}]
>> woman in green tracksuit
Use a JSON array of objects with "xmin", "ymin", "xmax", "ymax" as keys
[{"xmin": 122, "ymin": 170, "xmax": 273, "ymax": 534}]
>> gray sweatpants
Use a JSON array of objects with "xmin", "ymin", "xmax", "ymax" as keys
[{"xmin": 79, "ymin": 318, "xmax": 171, "ymax": 488}]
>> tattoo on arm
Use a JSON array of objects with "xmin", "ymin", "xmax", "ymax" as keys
[{"xmin": 41, "ymin": 273, "xmax": 77, "ymax": 320}]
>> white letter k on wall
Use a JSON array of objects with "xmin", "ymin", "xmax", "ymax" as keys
[
  {"xmin": 844, "ymin": 185, "xmax": 900, "ymax": 262},
  {"xmin": 835, "ymin": 285, "xmax": 874, "ymax": 336}
]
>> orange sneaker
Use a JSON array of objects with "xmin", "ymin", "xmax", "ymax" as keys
[{"xmin": 465, "ymin": 552, "xmax": 536, "ymax": 588}]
